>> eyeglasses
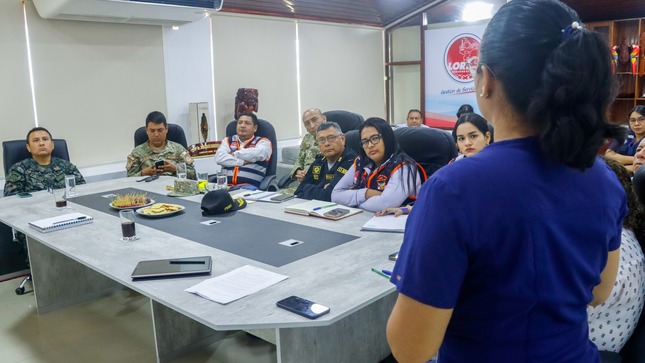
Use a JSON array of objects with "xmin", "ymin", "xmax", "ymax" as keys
[
  {"xmin": 469, "ymin": 61, "xmax": 498, "ymax": 79},
  {"xmin": 360, "ymin": 134, "xmax": 382, "ymax": 148},
  {"xmin": 629, "ymin": 116, "xmax": 645, "ymax": 124},
  {"xmin": 316, "ymin": 134, "xmax": 342, "ymax": 144}
]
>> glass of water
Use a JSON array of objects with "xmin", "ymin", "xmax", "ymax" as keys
[
  {"xmin": 64, "ymin": 175, "xmax": 77, "ymax": 197},
  {"xmin": 176, "ymin": 162, "xmax": 187, "ymax": 179},
  {"xmin": 216, "ymin": 171, "xmax": 227, "ymax": 190}
]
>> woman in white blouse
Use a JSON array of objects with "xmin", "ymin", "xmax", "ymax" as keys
[{"xmin": 588, "ymin": 157, "xmax": 645, "ymax": 354}]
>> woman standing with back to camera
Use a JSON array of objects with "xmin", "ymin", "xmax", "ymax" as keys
[{"xmin": 387, "ymin": 1, "xmax": 627, "ymax": 362}]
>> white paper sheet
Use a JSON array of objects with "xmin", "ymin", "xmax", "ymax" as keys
[
  {"xmin": 361, "ymin": 214, "xmax": 408, "ymax": 233},
  {"xmin": 185, "ymin": 265, "xmax": 288, "ymax": 304}
]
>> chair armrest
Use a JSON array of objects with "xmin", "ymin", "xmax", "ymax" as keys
[
  {"xmin": 259, "ymin": 175, "xmax": 278, "ymax": 191},
  {"xmin": 277, "ymin": 174, "xmax": 295, "ymax": 189}
]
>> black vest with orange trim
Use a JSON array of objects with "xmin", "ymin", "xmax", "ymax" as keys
[
  {"xmin": 224, "ymin": 135, "xmax": 270, "ymax": 187},
  {"xmin": 352, "ymin": 156, "xmax": 427, "ymax": 205}
]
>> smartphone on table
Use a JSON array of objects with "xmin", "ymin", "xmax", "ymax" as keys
[
  {"xmin": 323, "ymin": 208, "xmax": 350, "ymax": 218},
  {"xmin": 270, "ymin": 194, "xmax": 294, "ymax": 202},
  {"xmin": 276, "ymin": 296, "xmax": 330, "ymax": 319}
]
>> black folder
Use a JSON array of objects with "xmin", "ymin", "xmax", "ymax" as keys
[{"xmin": 131, "ymin": 256, "xmax": 212, "ymax": 280}]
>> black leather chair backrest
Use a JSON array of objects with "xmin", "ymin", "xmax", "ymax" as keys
[
  {"xmin": 621, "ymin": 307, "xmax": 645, "ymax": 362},
  {"xmin": 323, "ymin": 110, "xmax": 364, "ymax": 133},
  {"xmin": 225, "ymin": 119, "xmax": 277, "ymax": 177},
  {"xmin": 3, "ymin": 139, "xmax": 70, "ymax": 175},
  {"xmin": 343, "ymin": 130, "xmax": 362, "ymax": 156},
  {"xmin": 633, "ymin": 165, "xmax": 645, "ymax": 206},
  {"xmin": 134, "ymin": 123, "xmax": 188, "ymax": 149},
  {"xmin": 394, "ymin": 127, "xmax": 457, "ymax": 178}
]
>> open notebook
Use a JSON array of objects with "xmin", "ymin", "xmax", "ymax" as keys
[
  {"xmin": 29, "ymin": 212, "xmax": 93, "ymax": 233},
  {"xmin": 284, "ymin": 200, "xmax": 362, "ymax": 220}
]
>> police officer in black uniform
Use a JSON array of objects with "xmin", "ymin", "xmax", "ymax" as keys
[{"xmin": 295, "ymin": 122, "xmax": 357, "ymax": 201}]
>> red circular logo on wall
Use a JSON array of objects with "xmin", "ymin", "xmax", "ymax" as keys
[{"xmin": 444, "ymin": 33, "xmax": 481, "ymax": 83}]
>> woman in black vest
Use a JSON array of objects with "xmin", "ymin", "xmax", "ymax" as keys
[{"xmin": 331, "ymin": 117, "xmax": 425, "ymax": 213}]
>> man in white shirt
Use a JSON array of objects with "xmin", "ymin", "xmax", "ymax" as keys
[{"xmin": 215, "ymin": 112, "xmax": 272, "ymax": 187}]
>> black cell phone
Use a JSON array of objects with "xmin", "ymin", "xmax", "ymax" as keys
[
  {"xmin": 323, "ymin": 208, "xmax": 350, "ymax": 218},
  {"xmin": 137, "ymin": 175, "xmax": 159, "ymax": 182},
  {"xmin": 155, "ymin": 160, "xmax": 164, "ymax": 168},
  {"xmin": 270, "ymin": 194, "xmax": 294, "ymax": 202},
  {"xmin": 388, "ymin": 252, "xmax": 399, "ymax": 261},
  {"xmin": 276, "ymin": 296, "xmax": 330, "ymax": 320}
]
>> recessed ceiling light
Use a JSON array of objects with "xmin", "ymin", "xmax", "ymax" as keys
[{"xmin": 462, "ymin": 2, "xmax": 494, "ymax": 22}]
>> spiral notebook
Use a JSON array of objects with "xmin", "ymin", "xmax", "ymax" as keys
[{"xmin": 29, "ymin": 212, "xmax": 93, "ymax": 233}]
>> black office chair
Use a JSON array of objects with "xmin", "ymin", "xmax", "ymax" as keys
[
  {"xmin": 3, "ymin": 139, "xmax": 70, "ymax": 176},
  {"xmin": 620, "ymin": 307, "xmax": 645, "ymax": 362},
  {"xmin": 394, "ymin": 127, "xmax": 457, "ymax": 178},
  {"xmin": 133, "ymin": 123, "xmax": 189, "ymax": 149},
  {"xmin": 634, "ymin": 165, "xmax": 645, "ymax": 206},
  {"xmin": 2, "ymin": 139, "xmax": 71, "ymax": 295},
  {"xmin": 224, "ymin": 119, "xmax": 278, "ymax": 191},
  {"xmin": 323, "ymin": 110, "xmax": 364, "ymax": 133},
  {"xmin": 343, "ymin": 130, "xmax": 363, "ymax": 156}
]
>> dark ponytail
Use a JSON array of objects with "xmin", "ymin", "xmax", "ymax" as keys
[{"xmin": 480, "ymin": 0, "xmax": 624, "ymax": 170}]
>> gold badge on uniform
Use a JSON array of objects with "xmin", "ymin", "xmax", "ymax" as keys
[{"xmin": 313, "ymin": 166, "xmax": 321, "ymax": 175}]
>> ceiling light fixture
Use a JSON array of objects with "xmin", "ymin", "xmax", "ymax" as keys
[{"xmin": 462, "ymin": 2, "xmax": 494, "ymax": 22}]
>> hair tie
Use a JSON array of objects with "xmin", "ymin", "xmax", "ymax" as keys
[{"xmin": 562, "ymin": 21, "xmax": 582, "ymax": 41}]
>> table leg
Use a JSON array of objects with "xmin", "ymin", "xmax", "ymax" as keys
[
  {"xmin": 27, "ymin": 236, "xmax": 122, "ymax": 314},
  {"xmin": 151, "ymin": 300, "xmax": 231, "ymax": 363},
  {"xmin": 276, "ymin": 292, "xmax": 396, "ymax": 363}
]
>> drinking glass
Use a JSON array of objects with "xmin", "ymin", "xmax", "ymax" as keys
[
  {"xmin": 52, "ymin": 188, "xmax": 68, "ymax": 210},
  {"xmin": 197, "ymin": 172, "xmax": 209, "ymax": 192},
  {"xmin": 216, "ymin": 171, "xmax": 227, "ymax": 190},
  {"xmin": 176, "ymin": 162, "xmax": 187, "ymax": 179},
  {"xmin": 119, "ymin": 209, "xmax": 137, "ymax": 241},
  {"xmin": 64, "ymin": 175, "xmax": 77, "ymax": 197}
]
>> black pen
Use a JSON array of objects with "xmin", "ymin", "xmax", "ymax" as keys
[
  {"xmin": 53, "ymin": 216, "xmax": 87, "ymax": 225},
  {"xmin": 169, "ymin": 260, "xmax": 205, "ymax": 264}
]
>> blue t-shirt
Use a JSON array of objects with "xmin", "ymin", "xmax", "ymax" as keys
[
  {"xmin": 615, "ymin": 131, "xmax": 643, "ymax": 156},
  {"xmin": 392, "ymin": 137, "xmax": 626, "ymax": 363}
]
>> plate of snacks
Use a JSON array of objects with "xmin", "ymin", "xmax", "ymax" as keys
[
  {"xmin": 136, "ymin": 203, "xmax": 185, "ymax": 218},
  {"xmin": 110, "ymin": 192, "xmax": 154, "ymax": 210}
]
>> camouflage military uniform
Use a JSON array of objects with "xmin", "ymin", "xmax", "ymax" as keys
[
  {"xmin": 126, "ymin": 140, "xmax": 196, "ymax": 180},
  {"xmin": 289, "ymin": 133, "xmax": 319, "ymax": 178},
  {"xmin": 3, "ymin": 157, "xmax": 86, "ymax": 197}
]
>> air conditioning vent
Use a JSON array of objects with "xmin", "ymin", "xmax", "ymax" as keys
[{"xmin": 34, "ymin": 0, "xmax": 222, "ymax": 26}]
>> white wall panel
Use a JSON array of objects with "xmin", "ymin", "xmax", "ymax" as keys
[
  {"xmin": 26, "ymin": 0, "xmax": 166, "ymax": 168},
  {"xmin": 212, "ymin": 14, "xmax": 299, "ymax": 140},
  {"xmin": 0, "ymin": 1, "xmax": 34, "ymax": 177},
  {"xmin": 298, "ymin": 22, "xmax": 385, "ymax": 123}
]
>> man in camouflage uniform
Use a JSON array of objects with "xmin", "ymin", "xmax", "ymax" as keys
[
  {"xmin": 126, "ymin": 111, "xmax": 196, "ymax": 179},
  {"xmin": 4, "ymin": 127, "xmax": 85, "ymax": 197},
  {"xmin": 290, "ymin": 108, "xmax": 326, "ymax": 181}
]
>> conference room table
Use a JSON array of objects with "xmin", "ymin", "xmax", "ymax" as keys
[{"xmin": 0, "ymin": 176, "xmax": 404, "ymax": 363}]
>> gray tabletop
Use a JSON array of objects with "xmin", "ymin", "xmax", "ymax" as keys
[{"xmin": 0, "ymin": 176, "xmax": 402, "ymax": 330}]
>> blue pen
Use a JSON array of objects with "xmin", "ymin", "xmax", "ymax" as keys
[
  {"xmin": 381, "ymin": 269, "xmax": 392, "ymax": 276},
  {"xmin": 313, "ymin": 203, "xmax": 337, "ymax": 211}
]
